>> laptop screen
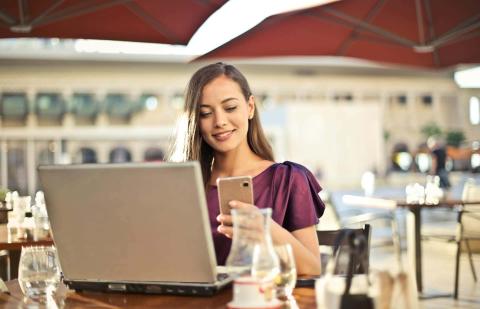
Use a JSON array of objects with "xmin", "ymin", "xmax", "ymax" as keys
[{"xmin": 38, "ymin": 162, "xmax": 218, "ymax": 283}]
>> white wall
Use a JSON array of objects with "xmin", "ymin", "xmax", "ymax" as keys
[{"xmin": 285, "ymin": 102, "xmax": 384, "ymax": 188}]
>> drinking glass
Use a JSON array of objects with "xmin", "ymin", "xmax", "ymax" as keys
[
  {"xmin": 250, "ymin": 209, "xmax": 279, "ymax": 284},
  {"xmin": 18, "ymin": 246, "xmax": 61, "ymax": 301},
  {"xmin": 274, "ymin": 244, "xmax": 297, "ymax": 299}
]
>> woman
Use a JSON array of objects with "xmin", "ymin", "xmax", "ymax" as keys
[{"xmin": 178, "ymin": 62, "xmax": 325, "ymax": 275}]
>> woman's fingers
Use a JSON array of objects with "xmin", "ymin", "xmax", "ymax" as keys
[
  {"xmin": 216, "ymin": 214, "xmax": 233, "ymax": 238},
  {"xmin": 217, "ymin": 224, "xmax": 233, "ymax": 238},
  {"xmin": 216, "ymin": 214, "xmax": 233, "ymax": 226},
  {"xmin": 228, "ymin": 200, "xmax": 256, "ymax": 209},
  {"xmin": 217, "ymin": 202, "xmax": 265, "ymax": 240}
]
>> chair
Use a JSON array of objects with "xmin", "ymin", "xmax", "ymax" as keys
[
  {"xmin": 454, "ymin": 179, "xmax": 480, "ymax": 299},
  {"xmin": 317, "ymin": 224, "xmax": 371, "ymax": 274},
  {"xmin": 337, "ymin": 195, "xmax": 402, "ymax": 269},
  {"xmin": 0, "ymin": 250, "xmax": 10, "ymax": 281}
]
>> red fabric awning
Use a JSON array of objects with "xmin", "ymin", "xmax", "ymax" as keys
[
  {"xmin": 197, "ymin": 0, "xmax": 480, "ymax": 69},
  {"xmin": 0, "ymin": 0, "xmax": 226, "ymax": 45}
]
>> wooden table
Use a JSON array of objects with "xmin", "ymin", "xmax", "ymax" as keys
[
  {"xmin": 0, "ymin": 224, "xmax": 54, "ymax": 251},
  {"xmin": 1, "ymin": 280, "xmax": 318, "ymax": 308},
  {"xmin": 342, "ymin": 195, "xmax": 480, "ymax": 299}
]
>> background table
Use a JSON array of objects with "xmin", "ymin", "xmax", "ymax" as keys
[
  {"xmin": 396, "ymin": 199, "xmax": 480, "ymax": 298},
  {"xmin": 0, "ymin": 224, "xmax": 54, "ymax": 251},
  {"xmin": 342, "ymin": 194, "xmax": 479, "ymax": 298}
]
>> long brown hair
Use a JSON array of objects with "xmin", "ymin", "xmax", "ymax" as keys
[{"xmin": 176, "ymin": 62, "xmax": 274, "ymax": 186}]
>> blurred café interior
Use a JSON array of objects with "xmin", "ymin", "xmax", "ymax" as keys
[{"xmin": 0, "ymin": 0, "xmax": 479, "ymax": 308}]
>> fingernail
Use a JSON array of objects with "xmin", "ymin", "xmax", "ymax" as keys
[
  {"xmin": 229, "ymin": 201, "xmax": 237, "ymax": 207},
  {"xmin": 216, "ymin": 215, "xmax": 222, "ymax": 222},
  {"xmin": 217, "ymin": 225, "xmax": 224, "ymax": 233}
]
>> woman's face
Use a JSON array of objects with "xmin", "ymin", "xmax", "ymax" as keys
[{"xmin": 199, "ymin": 75, "xmax": 254, "ymax": 154}]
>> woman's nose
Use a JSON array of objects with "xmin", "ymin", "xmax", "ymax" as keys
[{"xmin": 214, "ymin": 111, "xmax": 227, "ymax": 127}]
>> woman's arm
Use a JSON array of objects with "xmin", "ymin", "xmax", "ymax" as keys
[
  {"xmin": 217, "ymin": 201, "xmax": 321, "ymax": 276},
  {"xmin": 271, "ymin": 222, "xmax": 321, "ymax": 275}
]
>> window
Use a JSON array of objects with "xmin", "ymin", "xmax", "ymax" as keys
[
  {"xmin": 333, "ymin": 92, "xmax": 353, "ymax": 102},
  {"xmin": 109, "ymin": 147, "xmax": 132, "ymax": 163},
  {"xmin": 0, "ymin": 92, "xmax": 28, "ymax": 120},
  {"xmin": 37, "ymin": 142, "xmax": 56, "ymax": 165},
  {"xmin": 389, "ymin": 94, "xmax": 407, "ymax": 106},
  {"xmin": 398, "ymin": 95, "xmax": 407, "ymax": 105},
  {"xmin": 71, "ymin": 93, "xmax": 98, "ymax": 119},
  {"xmin": 470, "ymin": 96, "xmax": 479, "ymax": 125},
  {"xmin": 7, "ymin": 143, "xmax": 28, "ymax": 195},
  {"xmin": 35, "ymin": 92, "xmax": 65, "ymax": 119},
  {"xmin": 421, "ymin": 94, "xmax": 433, "ymax": 106},
  {"xmin": 139, "ymin": 94, "xmax": 159, "ymax": 111},
  {"xmin": 75, "ymin": 147, "xmax": 97, "ymax": 164},
  {"xmin": 144, "ymin": 147, "xmax": 165, "ymax": 162},
  {"xmin": 170, "ymin": 92, "xmax": 184, "ymax": 110},
  {"xmin": 105, "ymin": 93, "xmax": 132, "ymax": 119}
]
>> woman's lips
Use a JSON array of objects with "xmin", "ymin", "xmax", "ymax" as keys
[{"xmin": 213, "ymin": 130, "xmax": 234, "ymax": 141}]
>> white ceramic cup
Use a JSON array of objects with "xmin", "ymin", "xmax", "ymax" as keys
[
  {"xmin": 228, "ymin": 276, "xmax": 281, "ymax": 308},
  {"xmin": 232, "ymin": 276, "xmax": 264, "ymax": 303}
]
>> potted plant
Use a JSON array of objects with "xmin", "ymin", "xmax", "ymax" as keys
[{"xmin": 445, "ymin": 130, "xmax": 466, "ymax": 148}]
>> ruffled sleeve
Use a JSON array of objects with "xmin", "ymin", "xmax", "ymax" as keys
[{"xmin": 269, "ymin": 161, "xmax": 325, "ymax": 231}]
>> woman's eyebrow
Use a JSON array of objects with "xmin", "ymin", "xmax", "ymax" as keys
[
  {"xmin": 200, "ymin": 97, "xmax": 239, "ymax": 108},
  {"xmin": 221, "ymin": 97, "xmax": 239, "ymax": 104}
]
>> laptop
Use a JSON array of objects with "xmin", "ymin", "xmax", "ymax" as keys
[{"xmin": 38, "ymin": 161, "xmax": 233, "ymax": 296}]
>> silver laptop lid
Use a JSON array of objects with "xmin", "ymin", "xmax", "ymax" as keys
[{"xmin": 38, "ymin": 162, "xmax": 218, "ymax": 283}]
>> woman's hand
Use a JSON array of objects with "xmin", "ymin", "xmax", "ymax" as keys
[
  {"xmin": 216, "ymin": 200, "xmax": 258, "ymax": 238},
  {"xmin": 216, "ymin": 201, "xmax": 321, "ymax": 275}
]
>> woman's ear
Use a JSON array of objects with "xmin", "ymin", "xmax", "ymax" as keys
[{"xmin": 248, "ymin": 95, "xmax": 255, "ymax": 119}]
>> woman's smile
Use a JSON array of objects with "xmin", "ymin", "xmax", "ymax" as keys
[{"xmin": 212, "ymin": 129, "xmax": 235, "ymax": 141}]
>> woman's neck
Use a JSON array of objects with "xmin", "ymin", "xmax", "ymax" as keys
[{"xmin": 212, "ymin": 145, "xmax": 263, "ymax": 179}]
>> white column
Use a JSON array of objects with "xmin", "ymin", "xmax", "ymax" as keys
[
  {"xmin": 53, "ymin": 138, "xmax": 62, "ymax": 164},
  {"xmin": 97, "ymin": 142, "xmax": 109, "ymax": 163},
  {"xmin": 26, "ymin": 138, "xmax": 36, "ymax": 196},
  {"xmin": 406, "ymin": 91, "xmax": 418, "ymax": 148},
  {"xmin": 26, "ymin": 88, "xmax": 37, "ymax": 128},
  {"xmin": 432, "ymin": 92, "xmax": 442, "ymax": 127},
  {"xmin": 379, "ymin": 90, "xmax": 389, "ymax": 176},
  {"xmin": 1, "ymin": 140, "xmax": 7, "ymax": 189},
  {"xmin": 352, "ymin": 89, "xmax": 362, "ymax": 105},
  {"xmin": 131, "ymin": 141, "xmax": 143, "ymax": 163}
]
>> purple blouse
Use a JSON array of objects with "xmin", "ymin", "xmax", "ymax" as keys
[{"xmin": 206, "ymin": 161, "xmax": 325, "ymax": 265}]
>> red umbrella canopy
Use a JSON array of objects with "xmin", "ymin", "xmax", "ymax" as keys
[
  {"xmin": 198, "ymin": 0, "xmax": 480, "ymax": 68},
  {"xmin": 0, "ymin": 0, "xmax": 226, "ymax": 45}
]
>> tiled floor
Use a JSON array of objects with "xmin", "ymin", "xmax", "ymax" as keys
[{"xmin": 370, "ymin": 241, "xmax": 480, "ymax": 309}]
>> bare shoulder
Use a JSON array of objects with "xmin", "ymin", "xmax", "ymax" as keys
[
  {"xmin": 259, "ymin": 160, "xmax": 275, "ymax": 169},
  {"xmin": 253, "ymin": 160, "xmax": 276, "ymax": 176}
]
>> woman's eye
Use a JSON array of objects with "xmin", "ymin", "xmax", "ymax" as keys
[
  {"xmin": 225, "ymin": 106, "xmax": 237, "ymax": 112},
  {"xmin": 200, "ymin": 111, "xmax": 212, "ymax": 117}
]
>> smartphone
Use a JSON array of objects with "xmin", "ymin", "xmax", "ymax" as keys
[{"xmin": 217, "ymin": 176, "xmax": 254, "ymax": 215}]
